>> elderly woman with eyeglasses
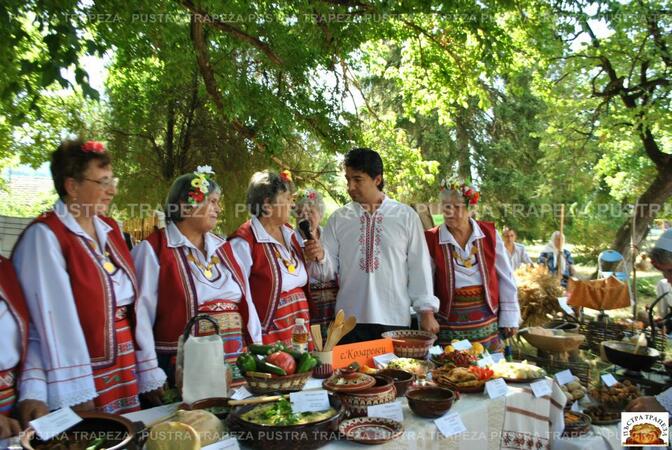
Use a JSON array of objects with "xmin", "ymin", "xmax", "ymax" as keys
[
  {"xmin": 12, "ymin": 139, "xmax": 147, "ymax": 414},
  {"xmin": 424, "ymin": 178, "xmax": 520, "ymax": 351},
  {"xmin": 230, "ymin": 170, "xmax": 312, "ymax": 346},
  {"xmin": 294, "ymin": 189, "xmax": 338, "ymax": 340},
  {"xmin": 132, "ymin": 167, "xmax": 261, "ymax": 397}
]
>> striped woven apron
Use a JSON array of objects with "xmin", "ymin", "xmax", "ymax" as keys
[
  {"xmin": 0, "ymin": 368, "xmax": 16, "ymax": 416},
  {"xmin": 262, "ymin": 287, "xmax": 311, "ymax": 346},
  {"xmin": 91, "ymin": 306, "xmax": 140, "ymax": 414},
  {"xmin": 437, "ymin": 285, "xmax": 502, "ymax": 352},
  {"xmin": 196, "ymin": 299, "xmax": 246, "ymax": 365},
  {"xmin": 308, "ymin": 279, "xmax": 338, "ymax": 339}
]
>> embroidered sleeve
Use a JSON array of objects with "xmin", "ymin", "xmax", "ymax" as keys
[
  {"xmin": 406, "ymin": 210, "xmax": 439, "ymax": 313},
  {"xmin": 307, "ymin": 214, "xmax": 338, "ymax": 282},
  {"xmin": 493, "ymin": 231, "xmax": 520, "ymax": 328},
  {"xmin": 12, "ymin": 224, "xmax": 97, "ymax": 410},
  {"xmin": 18, "ymin": 324, "xmax": 47, "ymax": 403},
  {"xmin": 131, "ymin": 241, "xmax": 167, "ymax": 393}
]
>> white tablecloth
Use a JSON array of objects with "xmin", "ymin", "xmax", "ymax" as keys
[{"xmin": 124, "ymin": 379, "xmax": 621, "ymax": 450}]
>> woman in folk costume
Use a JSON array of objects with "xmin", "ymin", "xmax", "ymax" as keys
[
  {"xmin": 0, "ymin": 256, "xmax": 48, "ymax": 439},
  {"xmin": 12, "ymin": 140, "xmax": 149, "ymax": 414},
  {"xmin": 424, "ymin": 178, "xmax": 520, "ymax": 351},
  {"xmin": 538, "ymin": 231, "xmax": 576, "ymax": 288},
  {"xmin": 133, "ymin": 167, "xmax": 262, "ymax": 394},
  {"xmin": 230, "ymin": 170, "xmax": 311, "ymax": 345},
  {"xmin": 294, "ymin": 189, "xmax": 338, "ymax": 340}
]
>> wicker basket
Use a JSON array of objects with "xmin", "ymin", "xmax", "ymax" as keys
[
  {"xmin": 579, "ymin": 321, "xmax": 666, "ymax": 355},
  {"xmin": 244, "ymin": 371, "xmax": 312, "ymax": 394}
]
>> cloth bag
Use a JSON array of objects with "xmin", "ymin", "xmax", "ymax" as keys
[{"xmin": 176, "ymin": 314, "xmax": 230, "ymax": 405}]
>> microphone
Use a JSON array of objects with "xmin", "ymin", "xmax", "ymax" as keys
[{"xmin": 298, "ymin": 219, "xmax": 313, "ymax": 240}]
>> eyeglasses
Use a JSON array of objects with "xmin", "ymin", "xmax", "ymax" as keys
[{"xmin": 84, "ymin": 177, "xmax": 119, "ymax": 189}]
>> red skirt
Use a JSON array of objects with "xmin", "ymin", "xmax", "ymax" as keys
[
  {"xmin": 262, "ymin": 287, "xmax": 311, "ymax": 346},
  {"xmin": 91, "ymin": 308, "xmax": 140, "ymax": 414},
  {"xmin": 0, "ymin": 368, "xmax": 16, "ymax": 416}
]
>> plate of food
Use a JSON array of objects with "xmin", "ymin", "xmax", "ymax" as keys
[
  {"xmin": 431, "ymin": 342, "xmax": 484, "ymax": 368},
  {"xmin": 432, "ymin": 366, "xmax": 493, "ymax": 393},
  {"xmin": 584, "ymin": 406, "xmax": 621, "ymax": 425},
  {"xmin": 339, "ymin": 417, "xmax": 404, "ymax": 445},
  {"xmin": 562, "ymin": 411, "xmax": 592, "ymax": 437},
  {"xmin": 491, "ymin": 360, "xmax": 546, "ymax": 383},
  {"xmin": 588, "ymin": 380, "xmax": 640, "ymax": 411},
  {"xmin": 385, "ymin": 357, "xmax": 434, "ymax": 377}
]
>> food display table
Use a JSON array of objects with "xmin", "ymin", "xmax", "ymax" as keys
[{"xmin": 124, "ymin": 378, "xmax": 624, "ymax": 450}]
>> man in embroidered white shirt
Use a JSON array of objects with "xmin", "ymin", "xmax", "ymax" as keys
[{"xmin": 304, "ymin": 148, "xmax": 440, "ymax": 343}]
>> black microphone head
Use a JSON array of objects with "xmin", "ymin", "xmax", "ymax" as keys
[{"xmin": 298, "ymin": 219, "xmax": 313, "ymax": 240}]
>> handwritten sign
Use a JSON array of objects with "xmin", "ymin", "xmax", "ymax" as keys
[
  {"xmin": 332, "ymin": 339, "xmax": 394, "ymax": 369},
  {"xmin": 373, "ymin": 353, "xmax": 399, "ymax": 368},
  {"xmin": 290, "ymin": 390, "xmax": 330, "ymax": 413},
  {"xmin": 367, "ymin": 401, "xmax": 404, "ymax": 422},
  {"xmin": 555, "ymin": 369, "xmax": 574, "ymax": 385},
  {"xmin": 530, "ymin": 379, "xmax": 552, "ymax": 398},
  {"xmin": 452, "ymin": 340, "xmax": 472, "ymax": 351},
  {"xmin": 485, "ymin": 378, "xmax": 508, "ymax": 399},
  {"xmin": 601, "ymin": 373, "xmax": 618, "ymax": 387},
  {"xmin": 435, "ymin": 412, "xmax": 467, "ymax": 438},
  {"xmin": 30, "ymin": 408, "xmax": 82, "ymax": 441}
]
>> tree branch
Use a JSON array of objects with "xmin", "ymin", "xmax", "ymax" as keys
[{"xmin": 181, "ymin": 0, "xmax": 284, "ymax": 66}]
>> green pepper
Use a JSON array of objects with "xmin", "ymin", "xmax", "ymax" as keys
[
  {"xmin": 236, "ymin": 353, "xmax": 257, "ymax": 374},
  {"xmin": 297, "ymin": 353, "xmax": 318, "ymax": 373},
  {"xmin": 285, "ymin": 348, "xmax": 303, "ymax": 361},
  {"xmin": 249, "ymin": 344, "xmax": 275, "ymax": 355}
]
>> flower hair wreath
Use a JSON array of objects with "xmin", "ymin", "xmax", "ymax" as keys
[
  {"xmin": 82, "ymin": 140, "xmax": 106, "ymax": 153},
  {"xmin": 279, "ymin": 169, "xmax": 293, "ymax": 183},
  {"xmin": 439, "ymin": 177, "xmax": 480, "ymax": 206},
  {"xmin": 187, "ymin": 165, "xmax": 215, "ymax": 205}
]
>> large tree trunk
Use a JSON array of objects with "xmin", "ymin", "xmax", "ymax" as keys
[{"xmin": 610, "ymin": 168, "xmax": 672, "ymax": 266}]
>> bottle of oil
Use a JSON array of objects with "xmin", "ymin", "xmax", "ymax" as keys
[{"xmin": 292, "ymin": 318, "xmax": 309, "ymax": 353}]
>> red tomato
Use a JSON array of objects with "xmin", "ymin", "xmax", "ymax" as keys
[{"xmin": 266, "ymin": 351, "xmax": 296, "ymax": 375}]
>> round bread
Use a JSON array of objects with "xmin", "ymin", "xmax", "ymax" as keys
[{"xmin": 146, "ymin": 421, "xmax": 201, "ymax": 450}]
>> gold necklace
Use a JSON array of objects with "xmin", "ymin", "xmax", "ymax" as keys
[
  {"xmin": 451, "ymin": 245, "xmax": 478, "ymax": 268},
  {"xmin": 90, "ymin": 241, "xmax": 116, "ymax": 274},
  {"xmin": 273, "ymin": 245, "xmax": 297, "ymax": 274},
  {"xmin": 187, "ymin": 250, "xmax": 220, "ymax": 279}
]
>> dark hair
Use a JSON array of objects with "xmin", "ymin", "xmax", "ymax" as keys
[
  {"xmin": 651, "ymin": 247, "xmax": 672, "ymax": 267},
  {"xmin": 164, "ymin": 173, "xmax": 221, "ymax": 223},
  {"xmin": 344, "ymin": 147, "xmax": 384, "ymax": 191},
  {"xmin": 247, "ymin": 170, "xmax": 294, "ymax": 217},
  {"xmin": 51, "ymin": 139, "xmax": 112, "ymax": 199}
]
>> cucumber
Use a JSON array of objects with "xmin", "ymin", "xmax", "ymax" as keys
[{"xmin": 249, "ymin": 344, "xmax": 275, "ymax": 355}]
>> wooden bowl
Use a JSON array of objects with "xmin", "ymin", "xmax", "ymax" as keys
[
  {"xmin": 381, "ymin": 330, "xmax": 437, "ymax": 359},
  {"xmin": 406, "ymin": 386, "xmax": 457, "ymax": 418},
  {"xmin": 519, "ymin": 328, "xmax": 585, "ymax": 353}
]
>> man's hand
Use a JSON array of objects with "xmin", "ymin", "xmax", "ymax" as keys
[
  {"xmin": 419, "ymin": 311, "xmax": 440, "ymax": 334},
  {"xmin": 626, "ymin": 396, "xmax": 667, "ymax": 412},
  {"xmin": 16, "ymin": 399, "xmax": 49, "ymax": 429},
  {"xmin": 0, "ymin": 415, "xmax": 21, "ymax": 439},
  {"xmin": 303, "ymin": 239, "xmax": 325, "ymax": 262},
  {"xmin": 499, "ymin": 327, "xmax": 518, "ymax": 339}
]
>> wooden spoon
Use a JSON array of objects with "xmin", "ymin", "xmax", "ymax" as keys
[
  {"xmin": 334, "ymin": 309, "xmax": 345, "ymax": 327},
  {"xmin": 341, "ymin": 316, "xmax": 357, "ymax": 339},
  {"xmin": 324, "ymin": 324, "xmax": 343, "ymax": 351},
  {"xmin": 311, "ymin": 324, "xmax": 323, "ymax": 351}
]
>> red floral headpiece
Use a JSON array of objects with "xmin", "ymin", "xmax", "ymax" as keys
[
  {"xmin": 279, "ymin": 170, "xmax": 293, "ymax": 183},
  {"xmin": 82, "ymin": 140, "xmax": 106, "ymax": 153},
  {"xmin": 439, "ymin": 176, "xmax": 480, "ymax": 207}
]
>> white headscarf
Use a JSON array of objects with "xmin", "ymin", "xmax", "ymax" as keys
[{"xmin": 542, "ymin": 231, "xmax": 566, "ymax": 276}]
